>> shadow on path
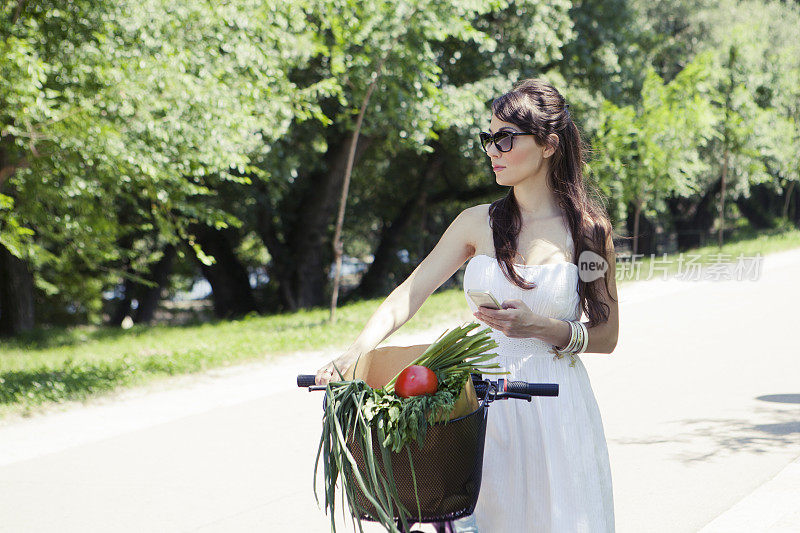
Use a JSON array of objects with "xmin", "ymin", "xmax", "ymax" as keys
[{"xmin": 612, "ymin": 402, "xmax": 800, "ymax": 463}]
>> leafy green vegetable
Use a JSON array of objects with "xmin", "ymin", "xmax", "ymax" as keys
[
  {"xmin": 384, "ymin": 322, "xmax": 507, "ymax": 393},
  {"xmin": 365, "ymin": 369, "xmax": 468, "ymax": 453}
]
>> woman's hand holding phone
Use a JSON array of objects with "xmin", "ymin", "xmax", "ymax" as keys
[{"xmin": 471, "ymin": 296, "xmax": 546, "ymax": 339}]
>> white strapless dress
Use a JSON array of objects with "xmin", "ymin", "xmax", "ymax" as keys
[{"xmin": 461, "ymin": 250, "xmax": 615, "ymax": 532}]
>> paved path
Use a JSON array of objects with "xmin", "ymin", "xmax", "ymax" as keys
[{"xmin": 1, "ymin": 248, "xmax": 799, "ymax": 532}]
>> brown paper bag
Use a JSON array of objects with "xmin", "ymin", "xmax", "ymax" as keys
[{"xmin": 344, "ymin": 344, "xmax": 479, "ymax": 420}]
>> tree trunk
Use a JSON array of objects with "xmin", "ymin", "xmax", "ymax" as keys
[
  {"xmin": 253, "ymin": 181, "xmax": 297, "ymax": 311},
  {"xmin": 134, "ymin": 244, "xmax": 176, "ymax": 324},
  {"xmin": 344, "ymin": 150, "xmax": 441, "ymax": 302},
  {"xmin": 329, "ymin": 45, "xmax": 396, "ymax": 324},
  {"xmin": 632, "ymin": 199, "xmax": 642, "ymax": 255},
  {"xmin": 278, "ymin": 134, "xmax": 372, "ymax": 311},
  {"xmin": 110, "ymin": 277, "xmax": 135, "ymax": 327},
  {"xmin": 0, "ymin": 242, "xmax": 35, "ymax": 336},
  {"xmin": 718, "ymin": 148, "xmax": 728, "ymax": 247},
  {"xmin": 718, "ymin": 45, "xmax": 735, "ymax": 248},
  {"xmin": 667, "ymin": 177, "xmax": 721, "ymax": 250},
  {"xmin": 782, "ymin": 180, "xmax": 796, "ymax": 221},
  {"xmin": 344, "ymin": 195, "xmax": 420, "ymax": 302},
  {"xmin": 626, "ymin": 199, "xmax": 661, "ymax": 256},
  {"xmin": 252, "ymin": 133, "xmax": 371, "ymax": 312},
  {"xmin": 191, "ymin": 225, "xmax": 258, "ymax": 318},
  {"xmin": 109, "ymin": 237, "xmax": 176, "ymax": 326},
  {"xmin": 735, "ymin": 182, "xmax": 779, "ymax": 229}
]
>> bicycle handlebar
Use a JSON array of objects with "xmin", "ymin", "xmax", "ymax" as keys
[{"xmin": 297, "ymin": 374, "xmax": 559, "ymax": 398}]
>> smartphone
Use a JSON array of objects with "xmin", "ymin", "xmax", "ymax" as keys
[{"xmin": 467, "ymin": 289, "xmax": 502, "ymax": 310}]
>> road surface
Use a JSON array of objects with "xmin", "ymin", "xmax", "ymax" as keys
[{"xmin": 1, "ymin": 248, "xmax": 799, "ymax": 532}]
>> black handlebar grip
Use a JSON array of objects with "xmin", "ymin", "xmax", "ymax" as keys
[
  {"xmin": 504, "ymin": 380, "xmax": 559, "ymax": 397},
  {"xmin": 297, "ymin": 374, "xmax": 317, "ymax": 388}
]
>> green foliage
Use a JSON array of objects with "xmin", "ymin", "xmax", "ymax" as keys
[
  {"xmin": 589, "ymin": 51, "xmax": 718, "ymax": 222},
  {"xmin": 700, "ymin": 1, "xmax": 799, "ymax": 199},
  {"xmin": 2, "ymin": 0, "xmax": 800, "ymax": 330},
  {"xmin": 1, "ymin": 0, "xmax": 312, "ymax": 320}
]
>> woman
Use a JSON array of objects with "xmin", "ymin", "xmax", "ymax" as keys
[{"xmin": 316, "ymin": 78, "xmax": 618, "ymax": 532}]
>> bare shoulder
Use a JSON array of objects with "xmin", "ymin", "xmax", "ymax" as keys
[
  {"xmin": 457, "ymin": 204, "xmax": 491, "ymax": 254},
  {"xmin": 462, "ymin": 203, "xmax": 491, "ymax": 219}
]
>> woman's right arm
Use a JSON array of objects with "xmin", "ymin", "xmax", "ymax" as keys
[{"xmin": 315, "ymin": 206, "xmax": 479, "ymax": 384}]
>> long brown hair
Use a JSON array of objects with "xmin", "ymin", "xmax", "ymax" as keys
[{"xmin": 488, "ymin": 78, "xmax": 615, "ymax": 328}]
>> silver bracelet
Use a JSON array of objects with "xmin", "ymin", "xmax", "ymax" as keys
[
  {"xmin": 582, "ymin": 322, "xmax": 589, "ymax": 353},
  {"xmin": 552, "ymin": 320, "xmax": 588, "ymax": 366},
  {"xmin": 575, "ymin": 321, "xmax": 588, "ymax": 354},
  {"xmin": 553, "ymin": 320, "xmax": 578, "ymax": 355},
  {"xmin": 565, "ymin": 320, "xmax": 579, "ymax": 353}
]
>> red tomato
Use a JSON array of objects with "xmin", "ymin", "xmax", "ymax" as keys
[{"xmin": 395, "ymin": 365, "xmax": 438, "ymax": 398}]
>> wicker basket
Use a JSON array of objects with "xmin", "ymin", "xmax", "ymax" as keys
[{"xmin": 340, "ymin": 343, "xmax": 486, "ymax": 522}]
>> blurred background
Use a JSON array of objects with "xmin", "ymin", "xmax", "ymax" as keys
[{"xmin": 1, "ymin": 0, "xmax": 799, "ymax": 414}]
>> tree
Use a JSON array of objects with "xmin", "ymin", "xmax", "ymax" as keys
[
  {"xmin": 253, "ymin": 0, "xmax": 576, "ymax": 312},
  {"xmin": 0, "ymin": 0, "xmax": 312, "ymax": 330},
  {"xmin": 590, "ymin": 53, "xmax": 718, "ymax": 254}
]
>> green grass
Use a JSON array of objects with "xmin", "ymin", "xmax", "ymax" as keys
[
  {"xmin": 616, "ymin": 226, "xmax": 800, "ymax": 282},
  {"xmin": 0, "ymin": 282, "xmax": 474, "ymax": 419},
  {"xmin": 2, "ymin": 226, "xmax": 799, "ymax": 419}
]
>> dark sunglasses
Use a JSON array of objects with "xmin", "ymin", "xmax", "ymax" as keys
[{"xmin": 479, "ymin": 130, "xmax": 536, "ymax": 153}]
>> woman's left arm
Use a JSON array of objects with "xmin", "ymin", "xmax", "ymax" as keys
[{"xmin": 538, "ymin": 232, "xmax": 619, "ymax": 354}]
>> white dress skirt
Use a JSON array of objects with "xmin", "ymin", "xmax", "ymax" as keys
[{"xmin": 458, "ymin": 250, "xmax": 615, "ymax": 532}]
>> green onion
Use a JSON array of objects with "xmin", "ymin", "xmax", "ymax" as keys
[{"xmin": 384, "ymin": 322, "xmax": 505, "ymax": 392}]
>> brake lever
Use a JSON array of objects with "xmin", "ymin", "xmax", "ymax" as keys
[{"xmin": 493, "ymin": 392, "xmax": 533, "ymax": 402}]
